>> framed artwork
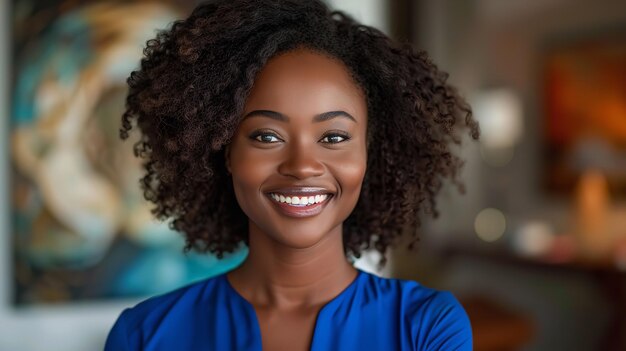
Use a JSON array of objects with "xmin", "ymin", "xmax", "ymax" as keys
[
  {"xmin": 10, "ymin": 0, "xmax": 246, "ymax": 305},
  {"xmin": 543, "ymin": 30, "xmax": 626, "ymax": 196}
]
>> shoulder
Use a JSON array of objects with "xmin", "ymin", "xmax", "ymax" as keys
[
  {"xmin": 361, "ymin": 271, "xmax": 473, "ymax": 351},
  {"xmin": 104, "ymin": 274, "xmax": 227, "ymax": 351},
  {"xmin": 359, "ymin": 270, "xmax": 462, "ymax": 310},
  {"xmin": 120, "ymin": 273, "xmax": 225, "ymax": 329}
]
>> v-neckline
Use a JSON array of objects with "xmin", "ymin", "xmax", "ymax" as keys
[{"xmin": 222, "ymin": 269, "xmax": 364, "ymax": 350}]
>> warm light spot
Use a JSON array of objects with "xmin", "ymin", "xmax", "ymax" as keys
[
  {"xmin": 472, "ymin": 89, "xmax": 523, "ymax": 149},
  {"xmin": 513, "ymin": 221, "xmax": 554, "ymax": 257},
  {"xmin": 474, "ymin": 208, "xmax": 506, "ymax": 242}
]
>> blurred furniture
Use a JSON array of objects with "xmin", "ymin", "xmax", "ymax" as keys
[
  {"xmin": 461, "ymin": 296, "xmax": 534, "ymax": 351},
  {"xmin": 447, "ymin": 246, "xmax": 626, "ymax": 351}
]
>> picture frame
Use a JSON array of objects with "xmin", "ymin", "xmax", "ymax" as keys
[{"xmin": 542, "ymin": 29, "xmax": 626, "ymax": 197}]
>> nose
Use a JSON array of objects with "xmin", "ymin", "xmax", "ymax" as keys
[{"xmin": 277, "ymin": 142, "xmax": 325, "ymax": 179}]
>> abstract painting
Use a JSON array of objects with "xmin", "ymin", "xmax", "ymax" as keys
[
  {"xmin": 10, "ymin": 0, "xmax": 246, "ymax": 305},
  {"xmin": 543, "ymin": 32, "xmax": 626, "ymax": 196}
]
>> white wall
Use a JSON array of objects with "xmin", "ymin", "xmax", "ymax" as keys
[{"xmin": 326, "ymin": 0, "xmax": 389, "ymax": 34}]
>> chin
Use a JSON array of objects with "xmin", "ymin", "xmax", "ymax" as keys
[
  {"xmin": 274, "ymin": 231, "xmax": 329, "ymax": 249},
  {"xmin": 255, "ymin": 219, "xmax": 342, "ymax": 249}
]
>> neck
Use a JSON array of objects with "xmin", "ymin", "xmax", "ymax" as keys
[{"xmin": 227, "ymin": 221, "xmax": 357, "ymax": 310}]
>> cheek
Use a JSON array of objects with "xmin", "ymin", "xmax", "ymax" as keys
[
  {"xmin": 229, "ymin": 146, "xmax": 274, "ymax": 215},
  {"xmin": 338, "ymin": 161, "xmax": 366, "ymax": 190},
  {"xmin": 331, "ymin": 150, "xmax": 367, "ymax": 204}
]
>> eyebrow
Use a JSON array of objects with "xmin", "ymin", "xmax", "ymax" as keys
[{"xmin": 242, "ymin": 110, "xmax": 357, "ymax": 123}]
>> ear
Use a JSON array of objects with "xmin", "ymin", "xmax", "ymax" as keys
[{"xmin": 224, "ymin": 143, "xmax": 232, "ymax": 174}]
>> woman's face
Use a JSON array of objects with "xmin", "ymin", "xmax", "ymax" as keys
[{"xmin": 226, "ymin": 48, "xmax": 367, "ymax": 249}]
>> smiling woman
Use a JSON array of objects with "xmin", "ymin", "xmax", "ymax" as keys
[
  {"xmin": 105, "ymin": 0, "xmax": 479, "ymax": 350},
  {"xmin": 226, "ymin": 50, "xmax": 367, "ymax": 254}
]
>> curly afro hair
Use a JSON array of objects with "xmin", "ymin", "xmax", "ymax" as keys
[{"xmin": 121, "ymin": 0, "xmax": 480, "ymax": 263}]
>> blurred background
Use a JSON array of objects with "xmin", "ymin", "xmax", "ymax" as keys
[{"xmin": 1, "ymin": 0, "xmax": 625, "ymax": 350}]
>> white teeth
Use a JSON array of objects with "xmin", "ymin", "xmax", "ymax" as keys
[{"xmin": 270, "ymin": 193, "xmax": 330, "ymax": 206}]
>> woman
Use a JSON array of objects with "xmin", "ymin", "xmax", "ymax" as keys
[{"xmin": 105, "ymin": 0, "xmax": 480, "ymax": 350}]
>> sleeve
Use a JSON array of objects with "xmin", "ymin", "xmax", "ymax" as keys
[
  {"xmin": 104, "ymin": 309, "xmax": 132, "ymax": 351},
  {"xmin": 417, "ymin": 292, "xmax": 473, "ymax": 351}
]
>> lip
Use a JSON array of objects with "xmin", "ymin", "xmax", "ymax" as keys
[
  {"xmin": 265, "ymin": 187, "xmax": 334, "ymax": 218},
  {"xmin": 266, "ymin": 187, "xmax": 333, "ymax": 197}
]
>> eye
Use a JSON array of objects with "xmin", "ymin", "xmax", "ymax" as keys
[
  {"xmin": 320, "ymin": 132, "xmax": 350, "ymax": 144},
  {"xmin": 250, "ymin": 130, "xmax": 283, "ymax": 143}
]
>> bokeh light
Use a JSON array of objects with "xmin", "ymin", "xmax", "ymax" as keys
[{"xmin": 474, "ymin": 208, "xmax": 507, "ymax": 242}]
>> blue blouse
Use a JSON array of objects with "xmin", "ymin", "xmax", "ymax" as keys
[{"xmin": 105, "ymin": 269, "xmax": 472, "ymax": 350}]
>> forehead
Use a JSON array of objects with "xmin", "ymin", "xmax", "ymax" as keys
[{"xmin": 243, "ymin": 48, "xmax": 366, "ymax": 119}]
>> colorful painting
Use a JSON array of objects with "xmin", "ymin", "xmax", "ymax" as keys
[
  {"xmin": 10, "ymin": 0, "xmax": 246, "ymax": 305},
  {"xmin": 544, "ymin": 32, "xmax": 626, "ymax": 196}
]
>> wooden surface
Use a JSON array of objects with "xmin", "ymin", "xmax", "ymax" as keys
[{"xmin": 446, "ymin": 246, "xmax": 626, "ymax": 351}]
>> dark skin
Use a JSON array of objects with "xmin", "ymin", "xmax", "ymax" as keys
[{"xmin": 225, "ymin": 48, "xmax": 368, "ymax": 351}]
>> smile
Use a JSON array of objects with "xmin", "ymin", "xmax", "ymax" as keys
[
  {"xmin": 270, "ymin": 193, "xmax": 329, "ymax": 206},
  {"xmin": 266, "ymin": 191, "xmax": 333, "ymax": 218}
]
